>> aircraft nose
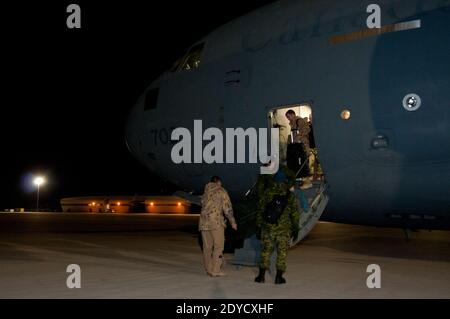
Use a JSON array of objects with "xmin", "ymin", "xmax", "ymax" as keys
[
  {"xmin": 125, "ymin": 84, "xmax": 161, "ymax": 171},
  {"xmin": 124, "ymin": 90, "xmax": 160, "ymax": 172}
]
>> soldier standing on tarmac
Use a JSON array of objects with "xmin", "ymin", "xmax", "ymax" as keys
[
  {"xmin": 254, "ymin": 169, "xmax": 300, "ymax": 284},
  {"xmin": 199, "ymin": 176, "xmax": 237, "ymax": 277}
]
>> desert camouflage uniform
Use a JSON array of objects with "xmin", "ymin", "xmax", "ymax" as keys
[
  {"xmin": 256, "ymin": 180, "xmax": 300, "ymax": 272},
  {"xmin": 199, "ymin": 182, "xmax": 236, "ymax": 231},
  {"xmin": 288, "ymin": 116, "xmax": 311, "ymax": 150},
  {"xmin": 199, "ymin": 182, "xmax": 236, "ymax": 275}
]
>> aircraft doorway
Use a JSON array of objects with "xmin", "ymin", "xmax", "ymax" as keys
[
  {"xmin": 268, "ymin": 103, "xmax": 328, "ymax": 243},
  {"xmin": 268, "ymin": 103, "xmax": 312, "ymax": 169}
]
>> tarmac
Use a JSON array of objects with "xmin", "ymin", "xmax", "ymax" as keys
[{"xmin": 0, "ymin": 212, "xmax": 449, "ymax": 298}]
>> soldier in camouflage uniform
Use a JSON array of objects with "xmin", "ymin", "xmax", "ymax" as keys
[
  {"xmin": 199, "ymin": 176, "xmax": 237, "ymax": 277},
  {"xmin": 285, "ymin": 109, "xmax": 312, "ymax": 189},
  {"xmin": 254, "ymin": 169, "xmax": 300, "ymax": 284}
]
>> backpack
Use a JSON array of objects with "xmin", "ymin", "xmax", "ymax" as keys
[{"xmin": 263, "ymin": 192, "xmax": 290, "ymax": 224}]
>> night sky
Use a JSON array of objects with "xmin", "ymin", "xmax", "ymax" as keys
[{"xmin": 1, "ymin": 1, "xmax": 275, "ymax": 210}]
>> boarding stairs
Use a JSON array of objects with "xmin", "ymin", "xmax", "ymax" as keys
[{"xmin": 232, "ymin": 180, "xmax": 329, "ymax": 266}]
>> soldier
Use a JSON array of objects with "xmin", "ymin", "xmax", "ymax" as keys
[
  {"xmin": 254, "ymin": 169, "xmax": 300, "ymax": 284},
  {"xmin": 285, "ymin": 109, "xmax": 312, "ymax": 189},
  {"xmin": 199, "ymin": 176, "xmax": 237, "ymax": 277}
]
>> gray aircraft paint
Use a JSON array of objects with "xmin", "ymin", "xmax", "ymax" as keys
[{"xmin": 126, "ymin": 0, "xmax": 450, "ymax": 229}]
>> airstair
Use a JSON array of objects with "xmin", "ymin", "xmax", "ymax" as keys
[{"xmin": 232, "ymin": 180, "xmax": 329, "ymax": 266}]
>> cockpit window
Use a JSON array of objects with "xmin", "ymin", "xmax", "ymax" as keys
[{"xmin": 178, "ymin": 43, "xmax": 205, "ymax": 71}]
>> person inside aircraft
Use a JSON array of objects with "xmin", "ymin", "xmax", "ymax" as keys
[
  {"xmin": 285, "ymin": 110, "xmax": 312, "ymax": 189},
  {"xmin": 198, "ymin": 176, "xmax": 237, "ymax": 277}
]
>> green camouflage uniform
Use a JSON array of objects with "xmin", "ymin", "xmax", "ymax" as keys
[{"xmin": 256, "ymin": 178, "xmax": 300, "ymax": 272}]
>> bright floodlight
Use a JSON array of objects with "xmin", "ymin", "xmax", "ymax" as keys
[
  {"xmin": 33, "ymin": 176, "xmax": 46, "ymax": 212},
  {"xmin": 34, "ymin": 176, "xmax": 45, "ymax": 186}
]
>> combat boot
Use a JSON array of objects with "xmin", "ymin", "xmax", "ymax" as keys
[
  {"xmin": 275, "ymin": 270, "xmax": 286, "ymax": 284},
  {"xmin": 254, "ymin": 268, "xmax": 266, "ymax": 283}
]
